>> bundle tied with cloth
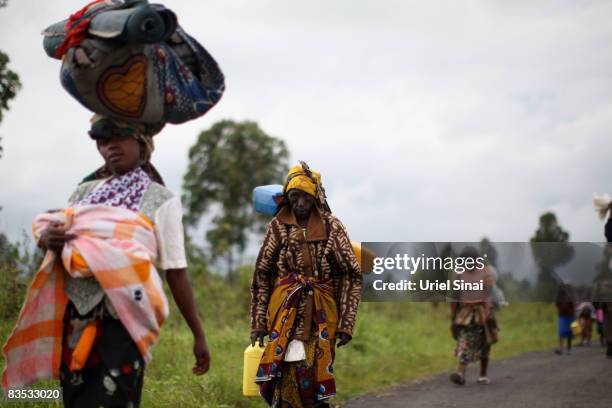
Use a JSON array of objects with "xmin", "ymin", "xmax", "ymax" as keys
[
  {"xmin": 2, "ymin": 205, "xmax": 168, "ymax": 388},
  {"xmin": 42, "ymin": 0, "xmax": 225, "ymax": 131},
  {"xmin": 1, "ymin": 0, "xmax": 225, "ymax": 390}
]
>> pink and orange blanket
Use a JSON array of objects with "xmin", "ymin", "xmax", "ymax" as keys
[{"xmin": 1, "ymin": 205, "xmax": 168, "ymax": 388}]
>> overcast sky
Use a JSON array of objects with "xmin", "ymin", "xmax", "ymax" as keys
[{"xmin": 1, "ymin": 0, "xmax": 611, "ymax": 253}]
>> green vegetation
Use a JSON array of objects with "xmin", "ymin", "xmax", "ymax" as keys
[
  {"xmin": 182, "ymin": 120, "xmax": 289, "ymax": 279},
  {"xmin": 0, "ymin": 0, "xmax": 22, "ymax": 158},
  {"xmin": 0, "ymin": 264, "xmax": 556, "ymax": 407}
]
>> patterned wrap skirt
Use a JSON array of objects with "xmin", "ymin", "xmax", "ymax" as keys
[
  {"xmin": 455, "ymin": 322, "xmax": 491, "ymax": 365},
  {"xmin": 271, "ymin": 338, "xmax": 332, "ymax": 408},
  {"xmin": 60, "ymin": 302, "xmax": 145, "ymax": 408}
]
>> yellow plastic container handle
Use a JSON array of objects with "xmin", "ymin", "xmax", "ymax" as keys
[
  {"xmin": 243, "ymin": 343, "xmax": 265, "ymax": 397},
  {"xmin": 352, "ymin": 241, "xmax": 375, "ymax": 274},
  {"xmin": 570, "ymin": 321, "xmax": 581, "ymax": 336}
]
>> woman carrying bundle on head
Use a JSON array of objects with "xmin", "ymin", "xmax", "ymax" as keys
[
  {"xmin": 249, "ymin": 162, "xmax": 362, "ymax": 408},
  {"xmin": 2, "ymin": 116, "xmax": 211, "ymax": 408}
]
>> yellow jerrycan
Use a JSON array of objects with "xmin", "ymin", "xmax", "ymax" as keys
[
  {"xmin": 351, "ymin": 241, "xmax": 375, "ymax": 274},
  {"xmin": 243, "ymin": 344, "xmax": 265, "ymax": 397},
  {"xmin": 570, "ymin": 320, "xmax": 581, "ymax": 337}
]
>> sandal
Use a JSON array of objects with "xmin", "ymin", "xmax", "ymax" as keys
[
  {"xmin": 477, "ymin": 376, "xmax": 491, "ymax": 385},
  {"xmin": 450, "ymin": 372, "xmax": 466, "ymax": 386}
]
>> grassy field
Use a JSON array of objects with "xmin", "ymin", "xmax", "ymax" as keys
[{"xmin": 0, "ymin": 269, "xmax": 557, "ymax": 407}]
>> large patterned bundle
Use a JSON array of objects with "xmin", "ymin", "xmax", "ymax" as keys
[{"xmin": 42, "ymin": 0, "xmax": 224, "ymax": 133}]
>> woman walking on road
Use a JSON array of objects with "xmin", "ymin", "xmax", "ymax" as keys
[
  {"xmin": 250, "ymin": 162, "xmax": 362, "ymax": 407},
  {"xmin": 450, "ymin": 247, "xmax": 498, "ymax": 386},
  {"xmin": 554, "ymin": 283, "xmax": 575, "ymax": 355}
]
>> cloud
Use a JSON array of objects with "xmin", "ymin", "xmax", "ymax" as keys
[{"xmin": 1, "ymin": 0, "xmax": 611, "ymax": 251}]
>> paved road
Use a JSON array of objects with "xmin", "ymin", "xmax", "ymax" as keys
[{"xmin": 345, "ymin": 347, "xmax": 611, "ymax": 408}]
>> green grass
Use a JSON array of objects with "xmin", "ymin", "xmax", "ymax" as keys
[{"xmin": 0, "ymin": 269, "xmax": 557, "ymax": 407}]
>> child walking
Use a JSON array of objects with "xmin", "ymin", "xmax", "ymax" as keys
[{"xmin": 555, "ymin": 284, "xmax": 575, "ymax": 355}]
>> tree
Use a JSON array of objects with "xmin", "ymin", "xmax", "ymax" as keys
[
  {"xmin": 530, "ymin": 212, "xmax": 574, "ymax": 301},
  {"xmin": 182, "ymin": 120, "xmax": 289, "ymax": 280},
  {"xmin": 0, "ymin": 215, "xmax": 32, "ymax": 319},
  {"xmin": 0, "ymin": 51, "xmax": 20, "ymax": 124},
  {"xmin": 0, "ymin": 0, "xmax": 22, "ymax": 158},
  {"xmin": 531, "ymin": 212, "xmax": 570, "ymax": 243},
  {"xmin": 479, "ymin": 237, "xmax": 498, "ymax": 267}
]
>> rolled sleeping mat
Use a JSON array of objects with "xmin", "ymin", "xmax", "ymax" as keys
[
  {"xmin": 88, "ymin": 5, "xmax": 177, "ymax": 44},
  {"xmin": 42, "ymin": 5, "xmax": 177, "ymax": 58},
  {"xmin": 41, "ymin": 19, "xmax": 68, "ymax": 58}
]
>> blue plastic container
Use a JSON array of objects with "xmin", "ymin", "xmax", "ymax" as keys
[{"xmin": 253, "ymin": 185, "xmax": 284, "ymax": 216}]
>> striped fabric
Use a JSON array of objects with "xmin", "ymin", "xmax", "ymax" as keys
[{"xmin": 2, "ymin": 205, "xmax": 169, "ymax": 389}]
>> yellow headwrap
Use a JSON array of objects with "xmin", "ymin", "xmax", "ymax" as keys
[{"xmin": 283, "ymin": 164, "xmax": 321, "ymax": 198}]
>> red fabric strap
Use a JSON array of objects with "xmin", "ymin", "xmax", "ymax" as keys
[{"xmin": 53, "ymin": 0, "xmax": 106, "ymax": 59}]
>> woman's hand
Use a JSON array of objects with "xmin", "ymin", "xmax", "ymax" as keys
[
  {"xmin": 38, "ymin": 223, "xmax": 76, "ymax": 254},
  {"xmin": 250, "ymin": 330, "xmax": 266, "ymax": 347},
  {"xmin": 166, "ymin": 268, "xmax": 210, "ymax": 376},
  {"xmin": 336, "ymin": 332, "xmax": 351, "ymax": 347},
  {"xmin": 192, "ymin": 335, "xmax": 211, "ymax": 375}
]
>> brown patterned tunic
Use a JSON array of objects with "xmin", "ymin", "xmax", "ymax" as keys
[{"xmin": 250, "ymin": 205, "xmax": 362, "ymax": 340}]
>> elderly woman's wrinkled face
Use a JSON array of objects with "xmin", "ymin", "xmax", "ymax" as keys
[
  {"xmin": 287, "ymin": 189, "xmax": 315, "ymax": 220},
  {"xmin": 97, "ymin": 135, "xmax": 141, "ymax": 175}
]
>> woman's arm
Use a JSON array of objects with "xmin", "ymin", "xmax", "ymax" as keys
[
  {"xmin": 250, "ymin": 220, "xmax": 282, "ymax": 346},
  {"xmin": 166, "ymin": 268, "xmax": 210, "ymax": 375},
  {"xmin": 330, "ymin": 217, "xmax": 363, "ymax": 346}
]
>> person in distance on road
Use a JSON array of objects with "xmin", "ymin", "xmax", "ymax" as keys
[{"xmin": 450, "ymin": 247, "xmax": 498, "ymax": 386}]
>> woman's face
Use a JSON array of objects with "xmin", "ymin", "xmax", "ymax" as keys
[
  {"xmin": 96, "ymin": 135, "xmax": 141, "ymax": 175},
  {"xmin": 287, "ymin": 189, "xmax": 315, "ymax": 220}
]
